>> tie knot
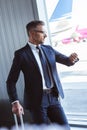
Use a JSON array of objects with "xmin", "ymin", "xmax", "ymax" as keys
[
  {"xmin": 36, "ymin": 46, "xmax": 40, "ymax": 50},
  {"xmin": 36, "ymin": 46, "xmax": 39, "ymax": 49},
  {"xmin": 36, "ymin": 46, "xmax": 42, "ymax": 53}
]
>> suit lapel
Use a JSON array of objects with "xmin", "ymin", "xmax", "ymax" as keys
[
  {"xmin": 41, "ymin": 46, "xmax": 53, "ymax": 65},
  {"xmin": 24, "ymin": 44, "xmax": 41, "ymax": 72}
]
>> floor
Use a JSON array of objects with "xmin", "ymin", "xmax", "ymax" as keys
[{"xmin": 71, "ymin": 127, "xmax": 87, "ymax": 130}]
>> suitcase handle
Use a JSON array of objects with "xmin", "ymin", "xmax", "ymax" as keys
[{"xmin": 13, "ymin": 114, "xmax": 24, "ymax": 130}]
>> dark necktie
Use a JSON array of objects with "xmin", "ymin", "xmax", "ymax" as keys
[{"xmin": 36, "ymin": 46, "xmax": 52, "ymax": 88}]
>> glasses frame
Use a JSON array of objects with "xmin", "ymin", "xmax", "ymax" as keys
[{"xmin": 33, "ymin": 29, "xmax": 47, "ymax": 34}]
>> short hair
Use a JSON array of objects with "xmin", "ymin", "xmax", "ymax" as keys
[{"xmin": 26, "ymin": 20, "xmax": 45, "ymax": 36}]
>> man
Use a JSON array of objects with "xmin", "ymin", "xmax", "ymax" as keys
[{"xmin": 6, "ymin": 20, "xmax": 79, "ymax": 128}]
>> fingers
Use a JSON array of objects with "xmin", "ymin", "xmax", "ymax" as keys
[
  {"xmin": 17, "ymin": 105, "xmax": 24, "ymax": 116},
  {"xmin": 69, "ymin": 53, "xmax": 79, "ymax": 63},
  {"xmin": 71, "ymin": 53, "xmax": 78, "ymax": 59},
  {"xmin": 12, "ymin": 102, "xmax": 24, "ymax": 116}
]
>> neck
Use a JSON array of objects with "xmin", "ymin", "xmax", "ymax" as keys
[{"xmin": 29, "ymin": 39, "xmax": 39, "ymax": 45}]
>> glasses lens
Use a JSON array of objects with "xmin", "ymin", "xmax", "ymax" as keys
[{"xmin": 34, "ymin": 30, "xmax": 46, "ymax": 34}]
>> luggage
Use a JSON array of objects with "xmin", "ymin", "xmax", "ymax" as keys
[{"xmin": 13, "ymin": 114, "xmax": 24, "ymax": 130}]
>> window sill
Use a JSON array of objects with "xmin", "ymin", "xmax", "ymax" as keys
[{"xmin": 66, "ymin": 113, "xmax": 87, "ymax": 127}]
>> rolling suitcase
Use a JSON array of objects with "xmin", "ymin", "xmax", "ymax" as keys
[{"xmin": 13, "ymin": 114, "xmax": 25, "ymax": 130}]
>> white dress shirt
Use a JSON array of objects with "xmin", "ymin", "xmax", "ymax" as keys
[{"xmin": 28, "ymin": 42, "xmax": 47, "ymax": 89}]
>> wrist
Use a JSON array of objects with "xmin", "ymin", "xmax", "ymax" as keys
[{"xmin": 12, "ymin": 100, "xmax": 19, "ymax": 105}]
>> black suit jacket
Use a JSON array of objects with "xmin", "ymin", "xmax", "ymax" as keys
[{"xmin": 6, "ymin": 43, "xmax": 73, "ymax": 109}]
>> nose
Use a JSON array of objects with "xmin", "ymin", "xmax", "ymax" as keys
[{"xmin": 44, "ymin": 33, "xmax": 47, "ymax": 38}]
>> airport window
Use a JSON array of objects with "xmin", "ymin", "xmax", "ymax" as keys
[{"xmin": 44, "ymin": 0, "xmax": 87, "ymax": 126}]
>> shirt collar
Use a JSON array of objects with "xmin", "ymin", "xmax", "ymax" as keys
[
  {"xmin": 28, "ymin": 41, "xmax": 37, "ymax": 50},
  {"xmin": 28, "ymin": 41, "xmax": 41, "ymax": 50}
]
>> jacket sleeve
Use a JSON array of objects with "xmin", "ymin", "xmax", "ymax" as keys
[
  {"xmin": 6, "ymin": 51, "xmax": 23, "ymax": 103},
  {"xmin": 53, "ymin": 47, "xmax": 74, "ymax": 66}
]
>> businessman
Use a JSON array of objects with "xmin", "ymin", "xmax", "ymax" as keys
[{"xmin": 6, "ymin": 20, "xmax": 79, "ymax": 128}]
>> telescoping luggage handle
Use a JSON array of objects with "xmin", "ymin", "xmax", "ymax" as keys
[{"xmin": 13, "ymin": 114, "xmax": 25, "ymax": 130}]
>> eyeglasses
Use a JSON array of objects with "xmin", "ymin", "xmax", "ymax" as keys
[{"xmin": 33, "ymin": 29, "xmax": 47, "ymax": 34}]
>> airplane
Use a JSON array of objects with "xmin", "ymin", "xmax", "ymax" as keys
[{"xmin": 62, "ymin": 25, "xmax": 87, "ymax": 44}]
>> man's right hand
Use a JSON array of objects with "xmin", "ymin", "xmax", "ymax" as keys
[{"xmin": 12, "ymin": 101, "xmax": 24, "ymax": 116}]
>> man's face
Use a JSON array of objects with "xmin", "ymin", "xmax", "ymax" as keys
[{"xmin": 30, "ymin": 25, "xmax": 47, "ymax": 45}]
